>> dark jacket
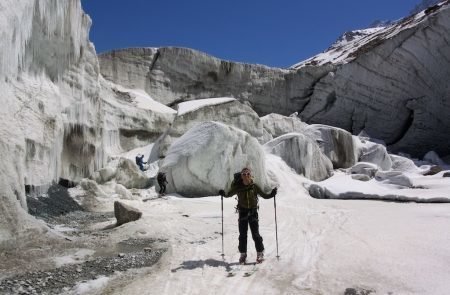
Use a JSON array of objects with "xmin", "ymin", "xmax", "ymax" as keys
[
  {"xmin": 224, "ymin": 180, "xmax": 272, "ymax": 209},
  {"xmin": 157, "ymin": 172, "xmax": 167, "ymax": 184},
  {"xmin": 135, "ymin": 155, "xmax": 145, "ymax": 165}
]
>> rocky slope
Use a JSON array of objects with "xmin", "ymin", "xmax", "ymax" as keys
[{"xmin": 99, "ymin": 1, "xmax": 450, "ymax": 157}]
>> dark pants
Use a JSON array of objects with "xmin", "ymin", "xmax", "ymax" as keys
[
  {"xmin": 138, "ymin": 163, "xmax": 145, "ymax": 171},
  {"xmin": 238, "ymin": 207, "xmax": 264, "ymax": 253},
  {"xmin": 158, "ymin": 182, "xmax": 166, "ymax": 194}
]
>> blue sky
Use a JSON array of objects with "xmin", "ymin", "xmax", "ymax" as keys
[{"xmin": 81, "ymin": 0, "xmax": 422, "ymax": 68}]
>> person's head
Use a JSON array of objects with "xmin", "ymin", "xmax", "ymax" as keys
[{"xmin": 241, "ymin": 167, "xmax": 252, "ymax": 183}]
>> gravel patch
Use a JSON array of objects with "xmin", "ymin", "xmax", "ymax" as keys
[{"xmin": 0, "ymin": 238, "xmax": 167, "ymax": 295}]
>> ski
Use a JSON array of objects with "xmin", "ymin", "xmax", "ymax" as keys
[
  {"xmin": 243, "ymin": 264, "xmax": 258, "ymax": 277},
  {"xmin": 226, "ymin": 262, "xmax": 257, "ymax": 277}
]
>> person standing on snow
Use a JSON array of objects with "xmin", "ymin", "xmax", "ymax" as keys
[
  {"xmin": 135, "ymin": 154, "xmax": 147, "ymax": 171},
  {"xmin": 157, "ymin": 172, "xmax": 168, "ymax": 196},
  {"xmin": 219, "ymin": 167, "xmax": 277, "ymax": 264}
]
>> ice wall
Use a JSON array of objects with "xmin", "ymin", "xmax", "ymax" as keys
[
  {"xmin": 0, "ymin": 0, "xmax": 177, "ymax": 248},
  {"xmin": 98, "ymin": 2, "xmax": 450, "ymax": 157}
]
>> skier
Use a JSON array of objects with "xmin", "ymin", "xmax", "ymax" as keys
[
  {"xmin": 219, "ymin": 167, "xmax": 277, "ymax": 264},
  {"xmin": 135, "ymin": 154, "xmax": 147, "ymax": 171},
  {"xmin": 157, "ymin": 172, "xmax": 168, "ymax": 196}
]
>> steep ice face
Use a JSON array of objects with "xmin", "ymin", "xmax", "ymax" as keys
[
  {"xmin": 305, "ymin": 125, "xmax": 358, "ymax": 169},
  {"xmin": 261, "ymin": 113, "xmax": 308, "ymax": 141},
  {"xmin": 264, "ymin": 133, "xmax": 333, "ymax": 181},
  {"xmin": 171, "ymin": 97, "xmax": 263, "ymax": 138},
  {"xmin": 98, "ymin": 2, "xmax": 450, "ymax": 157},
  {"xmin": 0, "ymin": 0, "xmax": 100, "ymax": 243},
  {"xmin": 0, "ymin": 0, "xmax": 90, "ymax": 80},
  {"xmin": 0, "ymin": 0, "xmax": 171, "ymax": 248}
]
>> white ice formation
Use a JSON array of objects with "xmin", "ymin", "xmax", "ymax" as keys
[
  {"xmin": 0, "ymin": 0, "xmax": 172, "ymax": 247},
  {"xmin": 160, "ymin": 121, "xmax": 274, "ymax": 197},
  {"xmin": 1, "ymin": 0, "xmax": 450, "ymax": 249},
  {"xmin": 99, "ymin": 2, "xmax": 450, "ymax": 157},
  {"xmin": 264, "ymin": 133, "xmax": 333, "ymax": 181},
  {"xmin": 260, "ymin": 113, "xmax": 308, "ymax": 143}
]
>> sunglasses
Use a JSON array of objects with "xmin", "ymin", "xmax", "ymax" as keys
[{"xmin": 242, "ymin": 173, "xmax": 251, "ymax": 176}]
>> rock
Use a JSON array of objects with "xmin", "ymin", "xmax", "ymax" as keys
[
  {"xmin": 424, "ymin": 165, "xmax": 443, "ymax": 176},
  {"xmin": 264, "ymin": 133, "xmax": 333, "ymax": 181},
  {"xmin": 443, "ymin": 172, "xmax": 450, "ymax": 177},
  {"xmin": 118, "ymin": 253, "xmax": 125, "ymax": 258},
  {"xmin": 308, "ymin": 184, "xmax": 327, "ymax": 199},
  {"xmin": 114, "ymin": 201, "xmax": 142, "ymax": 226},
  {"xmin": 115, "ymin": 158, "xmax": 152, "ymax": 189},
  {"xmin": 305, "ymin": 125, "xmax": 357, "ymax": 168},
  {"xmin": 160, "ymin": 121, "xmax": 274, "ymax": 197},
  {"xmin": 351, "ymin": 174, "xmax": 371, "ymax": 181}
]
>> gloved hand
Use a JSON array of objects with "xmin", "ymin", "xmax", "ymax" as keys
[
  {"xmin": 219, "ymin": 189, "xmax": 225, "ymax": 197},
  {"xmin": 270, "ymin": 187, "xmax": 277, "ymax": 198}
]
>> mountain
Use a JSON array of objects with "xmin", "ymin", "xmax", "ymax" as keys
[
  {"xmin": 410, "ymin": 0, "xmax": 443, "ymax": 15},
  {"xmin": 1, "ymin": 1, "xmax": 450, "ymax": 293},
  {"xmin": 99, "ymin": 1, "xmax": 450, "ymax": 158}
]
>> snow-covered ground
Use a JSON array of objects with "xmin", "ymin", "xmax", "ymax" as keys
[{"xmin": 79, "ymin": 154, "xmax": 450, "ymax": 295}]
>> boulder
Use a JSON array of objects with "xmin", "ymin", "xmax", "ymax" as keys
[
  {"xmin": 264, "ymin": 133, "xmax": 332, "ymax": 181},
  {"xmin": 351, "ymin": 174, "xmax": 371, "ymax": 181},
  {"xmin": 443, "ymin": 172, "xmax": 450, "ymax": 177},
  {"xmin": 114, "ymin": 201, "xmax": 142, "ymax": 226},
  {"xmin": 115, "ymin": 158, "xmax": 152, "ymax": 189},
  {"xmin": 424, "ymin": 165, "xmax": 443, "ymax": 176},
  {"xmin": 160, "ymin": 121, "xmax": 273, "ymax": 197}
]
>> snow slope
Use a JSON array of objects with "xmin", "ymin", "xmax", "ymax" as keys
[{"xmin": 86, "ymin": 154, "xmax": 450, "ymax": 295}]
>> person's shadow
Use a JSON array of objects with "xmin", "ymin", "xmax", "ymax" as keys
[{"xmin": 171, "ymin": 259, "xmax": 240, "ymax": 273}]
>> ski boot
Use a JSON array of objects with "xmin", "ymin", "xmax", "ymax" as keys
[
  {"xmin": 239, "ymin": 253, "xmax": 247, "ymax": 265},
  {"xmin": 256, "ymin": 251, "xmax": 264, "ymax": 264}
]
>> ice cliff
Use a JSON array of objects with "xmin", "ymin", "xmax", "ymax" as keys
[
  {"xmin": 0, "ymin": 0, "xmax": 173, "ymax": 248},
  {"xmin": 99, "ymin": 1, "xmax": 450, "ymax": 157}
]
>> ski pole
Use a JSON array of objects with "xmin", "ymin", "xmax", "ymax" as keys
[
  {"xmin": 221, "ymin": 195, "xmax": 225, "ymax": 258},
  {"xmin": 274, "ymin": 195, "xmax": 280, "ymax": 260}
]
